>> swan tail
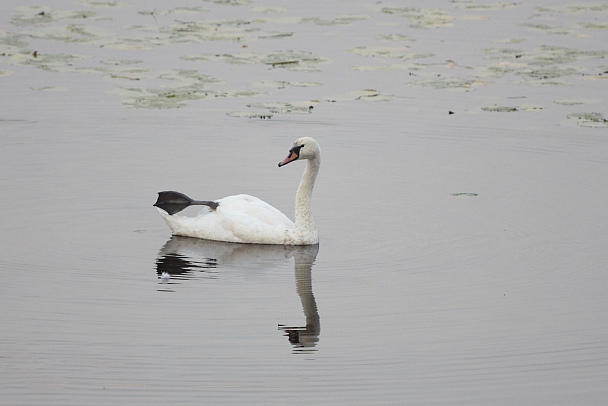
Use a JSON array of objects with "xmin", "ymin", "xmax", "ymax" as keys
[{"xmin": 154, "ymin": 191, "xmax": 218, "ymax": 215}]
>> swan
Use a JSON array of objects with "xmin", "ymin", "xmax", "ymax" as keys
[{"xmin": 153, "ymin": 137, "xmax": 320, "ymax": 245}]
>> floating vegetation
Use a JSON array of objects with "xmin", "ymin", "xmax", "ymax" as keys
[
  {"xmin": 261, "ymin": 50, "xmax": 328, "ymax": 70},
  {"xmin": 19, "ymin": 52, "xmax": 91, "ymax": 72},
  {"xmin": 227, "ymin": 111, "xmax": 273, "ymax": 119},
  {"xmin": 253, "ymin": 80, "xmax": 321, "ymax": 89},
  {"xmin": 554, "ymin": 99, "xmax": 593, "ymax": 106},
  {"xmin": 380, "ymin": 7, "xmax": 453, "ymax": 28},
  {"xmin": 566, "ymin": 112, "xmax": 608, "ymax": 128},
  {"xmin": 203, "ymin": 0, "xmax": 252, "ymax": 5},
  {"xmin": 535, "ymin": 4, "xmax": 608, "ymax": 14},
  {"xmin": 520, "ymin": 23, "xmax": 572, "ymax": 35},
  {"xmin": 300, "ymin": 15, "xmax": 369, "ymax": 26},
  {"xmin": 479, "ymin": 45, "xmax": 607, "ymax": 85},
  {"xmin": 182, "ymin": 50, "xmax": 327, "ymax": 71},
  {"xmin": 409, "ymin": 77, "xmax": 484, "ymax": 91},
  {"xmin": 351, "ymin": 62, "xmax": 426, "ymax": 72},
  {"xmin": 452, "ymin": 2, "xmax": 519, "ymax": 10},
  {"xmin": 348, "ymin": 46, "xmax": 407, "ymax": 58},
  {"xmin": 245, "ymin": 101, "xmax": 316, "ymax": 114},
  {"xmin": 481, "ymin": 106, "xmax": 519, "ymax": 112},
  {"xmin": 377, "ymin": 34, "xmax": 415, "ymax": 42}
]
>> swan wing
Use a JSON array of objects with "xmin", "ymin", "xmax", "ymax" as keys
[{"xmin": 158, "ymin": 194, "xmax": 294, "ymax": 244}]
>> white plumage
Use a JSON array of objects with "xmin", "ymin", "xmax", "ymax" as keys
[{"xmin": 155, "ymin": 137, "xmax": 320, "ymax": 245}]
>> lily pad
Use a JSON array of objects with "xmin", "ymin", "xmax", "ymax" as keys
[
  {"xmin": 481, "ymin": 106, "xmax": 518, "ymax": 112},
  {"xmin": 380, "ymin": 7, "xmax": 453, "ymax": 28},
  {"xmin": 245, "ymin": 101, "xmax": 316, "ymax": 114},
  {"xmin": 567, "ymin": 112, "xmax": 608, "ymax": 128}
]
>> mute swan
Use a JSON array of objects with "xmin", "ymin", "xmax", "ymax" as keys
[{"xmin": 154, "ymin": 137, "xmax": 320, "ymax": 245}]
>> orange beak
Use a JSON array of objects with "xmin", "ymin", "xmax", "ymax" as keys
[{"xmin": 278, "ymin": 150, "xmax": 299, "ymax": 167}]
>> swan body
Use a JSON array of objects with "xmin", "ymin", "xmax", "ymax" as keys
[{"xmin": 155, "ymin": 137, "xmax": 320, "ymax": 245}]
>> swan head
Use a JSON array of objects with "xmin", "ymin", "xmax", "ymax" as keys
[{"xmin": 278, "ymin": 137, "xmax": 320, "ymax": 167}]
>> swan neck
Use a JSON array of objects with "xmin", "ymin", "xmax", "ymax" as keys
[{"xmin": 294, "ymin": 158, "xmax": 319, "ymax": 229}]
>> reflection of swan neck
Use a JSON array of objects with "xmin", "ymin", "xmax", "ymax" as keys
[
  {"xmin": 294, "ymin": 247, "xmax": 320, "ymax": 347},
  {"xmin": 294, "ymin": 157, "xmax": 319, "ymax": 233}
]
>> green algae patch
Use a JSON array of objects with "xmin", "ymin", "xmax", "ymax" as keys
[
  {"xmin": 380, "ymin": 7, "xmax": 453, "ymax": 28},
  {"xmin": 481, "ymin": 106, "xmax": 519, "ymax": 112},
  {"xmin": 567, "ymin": 112, "xmax": 608, "ymax": 128}
]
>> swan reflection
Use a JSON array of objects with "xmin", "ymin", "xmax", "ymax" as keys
[{"xmin": 154, "ymin": 236, "xmax": 320, "ymax": 351}]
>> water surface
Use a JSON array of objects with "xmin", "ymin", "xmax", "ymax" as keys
[{"xmin": 1, "ymin": 0, "xmax": 607, "ymax": 404}]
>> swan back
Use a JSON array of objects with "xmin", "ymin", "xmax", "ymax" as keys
[{"xmin": 156, "ymin": 137, "xmax": 321, "ymax": 245}]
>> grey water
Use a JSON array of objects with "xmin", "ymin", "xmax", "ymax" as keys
[{"xmin": 1, "ymin": 1, "xmax": 608, "ymax": 404}]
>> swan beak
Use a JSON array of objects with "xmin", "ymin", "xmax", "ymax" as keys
[{"xmin": 278, "ymin": 150, "xmax": 299, "ymax": 167}]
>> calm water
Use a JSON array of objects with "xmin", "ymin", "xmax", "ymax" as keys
[{"xmin": 1, "ymin": 1, "xmax": 607, "ymax": 404}]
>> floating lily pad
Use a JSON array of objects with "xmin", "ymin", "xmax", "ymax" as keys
[
  {"xmin": 76, "ymin": 1, "xmax": 127, "ymax": 8},
  {"xmin": 554, "ymin": 99, "xmax": 594, "ymax": 106},
  {"xmin": 262, "ymin": 50, "xmax": 328, "ymax": 70},
  {"xmin": 380, "ymin": 7, "xmax": 453, "ymax": 28},
  {"xmin": 409, "ymin": 77, "xmax": 484, "ymax": 91},
  {"xmin": 452, "ymin": 2, "xmax": 519, "ymax": 10},
  {"xmin": 481, "ymin": 106, "xmax": 518, "ymax": 112},
  {"xmin": 245, "ymin": 101, "xmax": 316, "ymax": 114},
  {"xmin": 203, "ymin": 0, "xmax": 252, "ymax": 5},
  {"xmin": 227, "ymin": 111, "xmax": 273, "ymax": 119},
  {"xmin": 20, "ymin": 52, "xmax": 91, "ymax": 72},
  {"xmin": 300, "ymin": 15, "xmax": 368, "ymax": 26},
  {"xmin": 377, "ymin": 34, "xmax": 415, "ymax": 42},
  {"xmin": 253, "ymin": 80, "xmax": 321, "ymax": 89},
  {"xmin": 567, "ymin": 112, "xmax": 608, "ymax": 128}
]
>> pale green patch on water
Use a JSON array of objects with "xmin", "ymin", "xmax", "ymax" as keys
[
  {"xmin": 452, "ymin": 1, "xmax": 519, "ymax": 10},
  {"xmin": 480, "ymin": 45, "xmax": 607, "ymax": 84},
  {"xmin": 520, "ymin": 23, "xmax": 573, "ymax": 35},
  {"xmin": 351, "ymin": 62, "xmax": 426, "ymax": 72},
  {"xmin": 245, "ymin": 101, "xmax": 316, "ymax": 114},
  {"xmin": 300, "ymin": 15, "xmax": 369, "ymax": 26},
  {"xmin": 251, "ymin": 6, "xmax": 287, "ymax": 14},
  {"xmin": 76, "ymin": 1, "xmax": 127, "ymax": 7},
  {"xmin": 567, "ymin": 112, "xmax": 608, "ymax": 128},
  {"xmin": 261, "ymin": 50, "xmax": 328, "ymax": 70},
  {"xmin": 380, "ymin": 7, "xmax": 453, "ymax": 28},
  {"xmin": 109, "ymin": 69, "xmax": 224, "ymax": 108},
  {"xmin": 347, "ymin": 46, "xmax": 433, "ymax": 60},
  {"xmin": 554, "ymin": 99, "xmax": 597, "ymax": 106},
  {"xmin": 0, "ymin": 70, "xmax": 13, "ymax": 77},
  {"xmin": 20, "ymin": 52, "xmax": 91, "ymax": 73},
  {"xmin": 376, "ymin": 33, "xmax": 415, "ymax": 42},
  {"xmin": 408, "ymin": 77, "xmax": 485, "ymax": 91},
  {"xmin": 253, "ymin": 80, "xmax": 321, "ymax": 89},
  {"xmin": 481, "ymin": 106, "xmax": 519, "ymax": 112},
  {"xmin": 182, "ymin": 50, "xmax": 328, "ymax": 71},
  {"xmin": 203, "ymin": 0, "xmax": 252, "ymax": 5},
  {"xmin": 577, "ymin": 22, "xmax": 608, "ymax": 29},
  {"xmin": 535, "ymin": 4, "xmax": 608, "ymax": 14},
  {"xmin": 100, "ymin": 59, "xmax": 143, "ymax": 66}
]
